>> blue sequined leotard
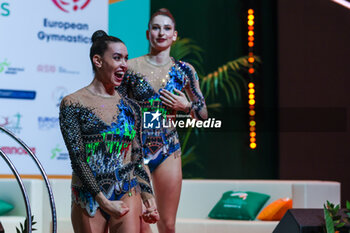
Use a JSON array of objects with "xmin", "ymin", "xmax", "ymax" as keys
[
  {"xmin": 59, "ymin": 87, "xmax": 153, "ymax": 216},
  {"xmin": 118, "ymin": 56, "xmax": 206, "ymax": 172}
]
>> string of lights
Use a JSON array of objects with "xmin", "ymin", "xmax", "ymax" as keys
[{"xmin": 248, "ymin": 9, "xmax": 257, "ymax": 149}]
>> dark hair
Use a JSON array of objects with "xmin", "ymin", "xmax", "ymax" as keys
[
  {"xmin": 89, "ymin": 30, "xmax": 124, "ymax": 72},
  {"xmin": 148, "ymin": 8, "xmax": 176, "ymax": 29}
]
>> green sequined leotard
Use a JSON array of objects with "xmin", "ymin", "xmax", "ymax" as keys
[{"xmin": 59, "ymin": 87, "xmax": 153, "ymax": 216}]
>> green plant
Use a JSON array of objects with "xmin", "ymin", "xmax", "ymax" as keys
[
  {"xmin": 16, "ymin": 215, "xmax": 36, "ymax": 233},
  {"xmin": 170, "ymin": 37, "xmax": 262, "ymax": 178},
  {"xmin": 200, "ymin": 56, "xmax": 261, "ymax": 104},
  {"xmin": 324, "ymin": 200, "xmax": 350, "ymax": 233}
]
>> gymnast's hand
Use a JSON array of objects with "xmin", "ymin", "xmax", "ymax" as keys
[
  {"xmin": 160, "ymin": 89, "xmax": 191, "ymax": 112},
  {"xmin": 142, "ymin": 197, "xmax": 159, "ymax": 224},
  {"xmin": 96, "ymin": 192, "xmax": 129, "ymax": 218}
]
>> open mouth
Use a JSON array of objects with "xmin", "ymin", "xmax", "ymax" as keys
[{"xmin": 115, "ymin": 72, "xmax": 124, "ymax": 81}]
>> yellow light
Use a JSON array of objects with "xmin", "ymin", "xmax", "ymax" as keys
[
  {"xmin": 250, "ymin": 120, "xmax": 256, "ymax": 127},
  {"xmin": 248, "ymin": 42, "xmax": 254, "ymax": 47},
  {"xmin": 249, "ymin": 94, "xmax": 255, "ymax": 99},
  {"xmin": 250, "ymin": 137, "xmax": 256, "ymax": 143},
  {"xmin": 250, "ymin": 132, "xmax": 256, "ymax": 137},
  {"xmin": 248, "ymin": 15, "xmax": 255, "ymax": 20},
  {"xmin": 249, "ymin": 99, "xmax": 256, "ymax": 105},
  {"xmin": 248, "ymin": 20, "xmax": 254, "ymax": 26},
  {"xmin": 248, "ymin": 88, "xmax": 255, "ymax": 94},
  {"xmin": 248, "ymin": 31, "xmax": 254, "ymax": 36},
  {"xmin": 249, "ymin": 68, "xmax": 255, "ymax": 74},
  {"xmin": 248, "ymin": 36, "xmax": 254, "ymax": 41},
  {"xmin": 248, "ymin": 82, "xmax": 255, "ymax": 88},
  {"xmin": 248, "ymin": 9, "xmax": 254, "ymax": 15},
  {"xmin": 250, "ymin": 126, "xmax": 256, "ymax": 131},
  {"xmin": 249, "ymin": 110, "xmax": 256, "ymax": 116},
  {"xmin": 248, "ymin": 57, "xmax": 255, "ymax": 63},
  {"xmin": 250, "ymin": 142, "xmax": 257, "ymax": 149}
]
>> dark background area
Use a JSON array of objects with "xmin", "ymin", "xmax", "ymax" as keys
[
  {"xmin": 151, "ymin": 0, "xmax": 278, "ymax": 180},
  {"xmin": 152, "ymin": 0, "xmax": 349, "ymax": 206},
  {"xmin": 278, "ymin": 0, "xmax": 350, "ymax": 206}
]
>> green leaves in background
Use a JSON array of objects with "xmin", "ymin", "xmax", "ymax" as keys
[
  {"xmin": 16, "ymin": 215, "xmax": 36, "ymax": 233},
  {"xmin": 201, "ymin": 56, "xmax": 261, "ymax": 104},
  {"xmin": 323, "ymin": 200, "xmax": 350, "ymax": 233},
  {"xmin": 170, "ymin": 37, "xmax": 261, "ymax": 178}
]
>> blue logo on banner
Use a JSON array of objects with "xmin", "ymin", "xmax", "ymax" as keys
[
  {"xmin": 38, "ymin": 117, "xmax": 59, "ymax": 130},
  {"xmin": 143, "ymin": 110, "xmax": 162, "ymax": 129},
  {"xmin": 0, "ymin": 89, "xmax": 36, "ymax": 100}
]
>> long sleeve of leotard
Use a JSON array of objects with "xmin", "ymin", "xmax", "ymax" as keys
[{"xmin": 59, "ymin": 96, "xmax": 101, "ymax": 197}]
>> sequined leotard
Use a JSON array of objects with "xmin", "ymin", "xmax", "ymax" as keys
[
  {"xmin": 118, "ymin": 56, "xmax": 206, "ymax": 172},
  {"xmin": 59, "ymin": 87, "xmax": 153, "ymax": 217}
]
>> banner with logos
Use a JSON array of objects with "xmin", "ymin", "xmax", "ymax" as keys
[{"xmin": 0, "ymin": 0, "xmax": 108, "ymax": 175}]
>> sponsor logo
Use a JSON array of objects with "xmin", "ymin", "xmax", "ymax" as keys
[
  {"xmin": 52, "ymin": 0, "xmax": 91, "ymax": 13},
  {"xmin": 58, "ymin": 66, "xmax": 79, "ymax": 75},
  {"xmin": 38, "ymin": 117, "xmax": 59, "ymax": 130},
  {"xmin": 51, "ymin": 144, "xmax": 68, "ymax": 160},
  {"xmin": 37, "ymin": 64, "xmax": 79, "ymax": 75},
  {"xmin": 143, "ymin": 111, "xmax": 222, "ymax": 129},
  {"xmin": 0, "ymin": 59, "xmax": 9, "ymax": 72},
  {"xmin": 0, "ymin": 89, "xmax": 36, "ymax": 100},
  {"xmin": 52, "ymin": 87, "xmax": 68, "ymax": 108},
  {"xmin": 0, "ymin": 1, "xmax": 10, "ymax": 17},
  {"xmin": 0, "ymin": 113, "xmax": 22, "ymax": 134},
  {"xmin": 37, "ymin": 64, "xmax": 56, "ymax": 73},
  {"xmin": 0, "ymin": 146, "xmax": 36, "ymax": 155},
  {"xmin": 0, "ymin": 59, "xmax": 24, "ymax": 75}
]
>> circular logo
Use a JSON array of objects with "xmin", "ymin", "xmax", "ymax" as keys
[{"xmin": 52, "ymin": 0, "xmax": 91, "ymax": 13}]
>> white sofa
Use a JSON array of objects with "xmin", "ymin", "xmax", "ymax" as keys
[
  {"xmin": 0, "ymin": 179, "xmax": 341, "ymax": 233},
  {"xmin": 160, "ymin": 180, "xmax": 341, "ymax": 233},
  {"xmin": 0, "ymin": 179, "xmax": 44, "ymax": 233}
]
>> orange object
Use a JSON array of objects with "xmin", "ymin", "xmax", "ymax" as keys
[
  {"xmin": 250, "ymin": 142, "xmax": 257, "ymax": 149},
  {"xmin": 257, "ymin": 198, "xmax": 293, "ymax": 221}
]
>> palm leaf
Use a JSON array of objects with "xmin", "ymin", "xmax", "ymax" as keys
[
  {"xmin": 170, "ymin": 37, "xmax": 205, "ymax": 75},
  {"xmin": 200, "ymin": 55, "xmax": 261, "ymax": 103},
  {"xmin": 324, "ymin": 204, "xmax": 335, "ymax": 233}
]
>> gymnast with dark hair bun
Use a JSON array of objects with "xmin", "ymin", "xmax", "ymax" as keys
[
  {"xmin": 118, "ymin": 8, "xmax": 208, "ymax": 233},
  {"xmin": 59, "ymin": 30, "xmax": 159, "ymax": 233}
]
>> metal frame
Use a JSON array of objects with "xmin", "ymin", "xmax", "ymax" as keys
[
  {"xmin": 0, "ymin": 148, "xmax": 32, "ymax": 232},
  {"xmin": 0, "ymin": 126, "xmax": 57, "ymax": 233}
]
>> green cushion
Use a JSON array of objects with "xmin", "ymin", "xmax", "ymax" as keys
[
  {"xmin": 209, "ymin": 191, "xmax": 270, "ymax": 220},
  {"xmin": 0, "ymin": 199, "xmax": 14, "ymax": 215}
]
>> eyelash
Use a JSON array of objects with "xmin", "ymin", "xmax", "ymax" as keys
[
  {"xmin": 114, "ymin": 56, "xmax": 128, "ymax": 62},
  {"xmin": 152, "ymin": 26, "xmax": 172, "ymax": 30}
]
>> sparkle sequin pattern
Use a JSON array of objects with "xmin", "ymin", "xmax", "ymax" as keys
[
  {"xmin": 118, "ymin": 56, "xmax": 207, "ymax": 172},
  {"xmin": 59, "ymin": 87, "xmax": 153, "ymax": 216}
]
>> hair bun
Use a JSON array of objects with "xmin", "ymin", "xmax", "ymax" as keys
[
  {"xmin": 158, "ymin": 8, "xmax": 169, "ymax": 13},
  {"xmin": 91, "ymin": 30, "xmax": 108, "ymax": 43}
]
